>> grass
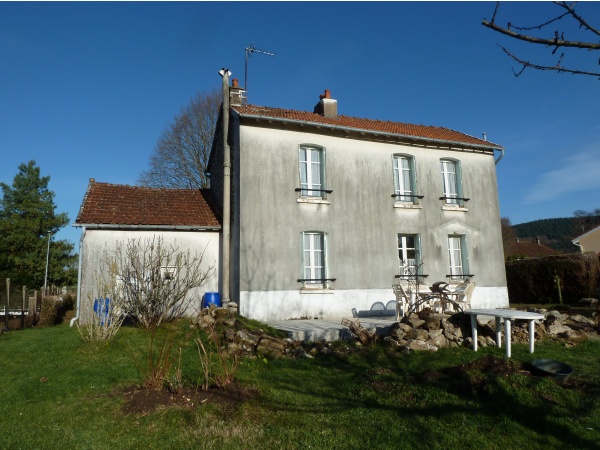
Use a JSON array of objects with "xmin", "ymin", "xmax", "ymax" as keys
[{"xmin": 1, "ymin": 323, "xmax": 599, "ymax": 449}]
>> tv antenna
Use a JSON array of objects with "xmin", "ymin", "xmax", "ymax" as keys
[{"xmin": 244, "ymin": 43, "xmax": 275, "ymax": 102}]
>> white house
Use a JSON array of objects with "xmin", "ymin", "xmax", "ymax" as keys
[
  {"xmin": 573, "ymin": 224, "xmax": 600, "ymax": 253},
  {"xmin": 73, "ymin": 180, "xmax": 221, "ymax": 323},
  {"xmin": 208, "ymin": 86, "xmax": 509, "ymax": 321}
]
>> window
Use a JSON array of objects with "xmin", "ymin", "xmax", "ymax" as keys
[
  {"xmin": 393, "ymin": 155, "xmax": 418, "ymax": 203},
  {"xmin": 448, "ymin": 235, "xmax": 470, "ymax": 281},
  {"xmin": 299, "ymin": 146, "xmax": 325, "ymax": 198},
  {"xmin": 440, "ymin": 159, "xmax": 465, "ymax": 206},
  {"xmin": 301, "ymin": 231, "xmax": 331, "ymax": 288},
  {"xmin": 397, "ymin": 234, "xmax": 421, "ymax": 278}
]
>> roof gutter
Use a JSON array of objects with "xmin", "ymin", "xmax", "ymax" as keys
[
  {"xmin": 73, "ymin": 224, "xmax": 221, "ymax": 231},
  {"xmin": 234, "ymin": 110, "xmax": 503, "ymax": 154}
]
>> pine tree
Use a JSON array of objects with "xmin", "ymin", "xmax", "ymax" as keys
[{"xmin": 0, "ymin": 161, "xmax": 77, "ymax": 288}]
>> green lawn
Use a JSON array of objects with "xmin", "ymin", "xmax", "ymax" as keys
[{"xmin": 1, "ymin": 323, "xmax": 599, "ymax": 449}]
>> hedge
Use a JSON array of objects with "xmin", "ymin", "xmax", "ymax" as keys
[{"xmin": 505, "ymin": 252, "xmax": 600, "ymax": 304}]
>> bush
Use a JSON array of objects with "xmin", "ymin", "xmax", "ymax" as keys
[
  {"xmin": 38, "ymin": 296, "xmax": 62, "ymax": 327},
  {"xmin": 506, "ymin": 252, "xmax": 600, "ymax": 304}
]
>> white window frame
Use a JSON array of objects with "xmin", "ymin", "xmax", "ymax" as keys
[
  {"xmin": 299, "ymin": 145, "xmax": 325, "ymax": 198},
  {"xmin": 393, "ymin": 155, "xmax": 417, "ymax": 204},
  {"xmin": 441, "ymin": 159, "xmax": 464, "ymax": 206},
  {"xmin": 301, "ymin": 231, "xmax": 329, "ymax": 289},
  {"xmin": 448, "ymin": 235, "xmax": 469, "ymax": 281},
  {"xmin": 397, "ymin": 234, "xmax": 420, "ymax": 277}
]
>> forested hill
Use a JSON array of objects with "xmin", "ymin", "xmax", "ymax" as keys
[{"xmin": 513, "ymin": 216, "xmax": 600, "ymax": 253}]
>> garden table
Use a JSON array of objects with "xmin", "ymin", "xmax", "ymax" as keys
[{"xmin": 464, "ymin": 309, "xmax": 544, "ymax": 358}]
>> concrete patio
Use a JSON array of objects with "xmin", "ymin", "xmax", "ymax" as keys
[{"xmin": 267, "ymin": 316, "xmax": 397, "ymax": 342}]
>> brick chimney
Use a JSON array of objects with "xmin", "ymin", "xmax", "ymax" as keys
[
  {"xmin": 229, "ymin": 78, "xmax": 245, "ymax": 106},
  {"xmin": 314, "ymin": 89, "xmax": 337, "ymax": 118}
]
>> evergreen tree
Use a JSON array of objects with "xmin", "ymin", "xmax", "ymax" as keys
[{"xmin": 0, "ymin": 161, "xmax": 77, "ymax": 288}]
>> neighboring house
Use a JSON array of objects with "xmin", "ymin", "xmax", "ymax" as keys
[
  {"xmin": 505, "ymin": 237, "xmax": 557, "ymax": 260},
  {"xmin": 73, "ymin": 180, "xmax": 221, "ymax": 322},
  {"xmin": 573, "ymin": 224, "xmax": 600, "ymax": 253},
  {"xmin": 208, "ymin": 86, "xmax": 509, "ymax": 322}
]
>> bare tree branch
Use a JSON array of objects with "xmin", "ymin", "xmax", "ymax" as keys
[
  {"xmin": 483, "ymin": 18, "xmax": 600, "ymax": 50},
  {"xmin": 500, "ymin": 45, "xmax": 600, "ymax": 77},
  {"xmin": 139, "ymin": 90, "xmax": 221, "ymax": 189},
  {"xmin": 483, "ymin": 1, "xmax": 600, "ymax": 78},
  {"xmin": 555, "ymin": 1, "xmax": 600, "ymax": 38}
]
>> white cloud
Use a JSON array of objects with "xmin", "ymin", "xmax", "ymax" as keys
[{"xmin": 524, "ymin": 150, "xmax": 600, "ymax": 204}]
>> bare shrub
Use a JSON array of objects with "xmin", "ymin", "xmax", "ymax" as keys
[
  {"xmin": 195, "ymin": 321, "xmax": 241, "ymax": 390},
  {"xmin": 106, "ymin": 236, "xmax": 215, "ymax": 329},
  {"xmin": 77, "ymin": 266, "xmax": 126, "ymax": 342}
]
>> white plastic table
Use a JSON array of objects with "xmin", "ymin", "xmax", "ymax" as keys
[{"xmin": 464, "ymin": 309, "xmax": 544, "ymax": 358}]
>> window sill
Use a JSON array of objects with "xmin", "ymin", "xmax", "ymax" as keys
[
  {"xmin": 394, "ymin": 202, "xmax": 422, "ymax": 209},
  {"xmin": 300, "ymin": 287, "xmax": 334, "ymax": 294},
  {"xmin": 297, "ymin": 198, "xmax": 331, "ymax": 205},
  {"xmin": 442, "ymin": 204, "xmax": 468, "ymax": 212}
]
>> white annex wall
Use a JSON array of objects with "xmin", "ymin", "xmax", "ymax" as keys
[{"xmin": 79, "ymin": 229, "xmax": 220, "ymax": 322}]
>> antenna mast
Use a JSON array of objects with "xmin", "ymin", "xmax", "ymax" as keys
[{"xmin": 244, "ymin": 43, "xmax": 275, "ymax": 103}]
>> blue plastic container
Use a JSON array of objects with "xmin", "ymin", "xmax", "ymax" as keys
[
  {"xmin": 202, "ymin": 292, "xmax": 222, "ymax": 309},
  {"xmin": 93, "ymin": 298, "xmax": 111, "ymax": 325}
]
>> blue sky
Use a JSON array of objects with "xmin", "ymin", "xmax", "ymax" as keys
[{"xmin": 1, "ymin": 1, "xmax": 599, "ymax": 249}]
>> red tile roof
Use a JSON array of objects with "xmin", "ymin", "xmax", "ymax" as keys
[
  {"xmin": 506, "ymin": 240, "xmax": 557, "ymax": 258},
  {"xmin": 75, "ymin": 181, "xmax": 221, "ymax": 228},
  {"xmin": 233, "ymin": 104, "xmax": 502, "ymax": 150}
]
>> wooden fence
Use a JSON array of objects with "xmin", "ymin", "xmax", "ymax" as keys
[{"xmin": 1, "ymin": 278, "xmax": 43, "ymax": 330}]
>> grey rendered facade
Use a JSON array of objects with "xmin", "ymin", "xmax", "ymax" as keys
[{"xmin": 210, "ymin": 93, "xmax": 508, "ymax": 321}]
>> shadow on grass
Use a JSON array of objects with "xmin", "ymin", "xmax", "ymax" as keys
[{"xmin": 250, "ymin": 346, "xmax": 599, "ymax": 448}]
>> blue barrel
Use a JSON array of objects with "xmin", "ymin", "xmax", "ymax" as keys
[
  {"xmin": 93, "ymin": 298, "xmax": 111, "ymax": 325},
  {"xmin": 202, "ymin": 292, "xmax": 222, "ymax": 309}
]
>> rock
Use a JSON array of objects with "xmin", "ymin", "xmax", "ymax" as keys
[
  {"xmin": 390, "ymin": 328, "xmax": 407, "ymax": 340},
  {"xmin": 320, "ymin": 346, "xmax": 332, "ymax": 355},
  {"xmin": 428, "ymin": 329, "xmax": 443, "ymax": 339},
  {"xmin": 406, "ymin": 318, "xmax": 425, "ymax": 329},
  {"xmin": 417, "ymin": 308, "xmax": 434, "ymax": 320},
  {"xmin": 568, "ymin": 314, "xmax": 595, "ymax": 326},
  {"xmin": 201, "ymin": 314, "xmax": 216, "ymax": 325},
  {"xmin": 578, "ymin": 298, "xmax": 598, "ymax": 306},
  {"xmin": 545, "ymin": 311, "xmax": 563, "ymax": 325},
  {"xmin": 403, "ymin": 339, "xmax": 438, "ymax": 352},
  {"xmin": 560, "ymin": 329, "xmax": 588, "ymax": 343},
  {"xmin": 545, "ymin": 322, "xmax": 571, "ymax": 335},
  {"xmin": 422, "ymin": 317, "xmax": 441, "ymax": 331},
  {"xmin": 411, "ymin": 328, "xmax": 430, "ymax": 341},
  {"xmin": 256, "ymin": 335, "xmax": 288, "ymax": 357},
  {"xmin": 428, "ymin": 333, "xmax": 448, "ymax": 348},
  {"xmin": 398, "ymin": 323, "xmax": 413, "ymax": 333}
]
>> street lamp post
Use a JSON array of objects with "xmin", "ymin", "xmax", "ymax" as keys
[{"xmin": 44, "ymin": 231, "xmax": 51, "ymax": 297}]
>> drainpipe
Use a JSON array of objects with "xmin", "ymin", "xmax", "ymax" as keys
[
  {"xmin": 494, "ymin": 148, "xmax": 505, "ymax": 165},
  {"xmin": 219, "ymin": 68, "xmax": 231, "ymax": 305},
  {"xmin": 70, "ymin": 226, "xmax": 85, "ymax": 327}
]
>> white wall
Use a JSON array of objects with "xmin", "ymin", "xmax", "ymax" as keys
[
  {"xmin": 79, "ymin": 229, "xmax": 220, "ymax": 323},
  {"xmin": 239, "ymin": 286, "xmax": 509, "ymax": 322}
]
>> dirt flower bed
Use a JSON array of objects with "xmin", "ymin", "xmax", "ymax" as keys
[{"xmin": 119, "ymin": 381, "xmax": 259, "ymax": 415}]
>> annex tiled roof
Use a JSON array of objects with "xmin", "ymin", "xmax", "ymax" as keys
[
  {"xmin": 505, "ymin": 240, "xmax": 557, "ymax": 258},
  {"xmin": 75, "ymin": 181, "xmax": 221, "ymax": 228},
  {"xmin": 233, "ymin": 104, "xmax": 502, "ymax": 150}
]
